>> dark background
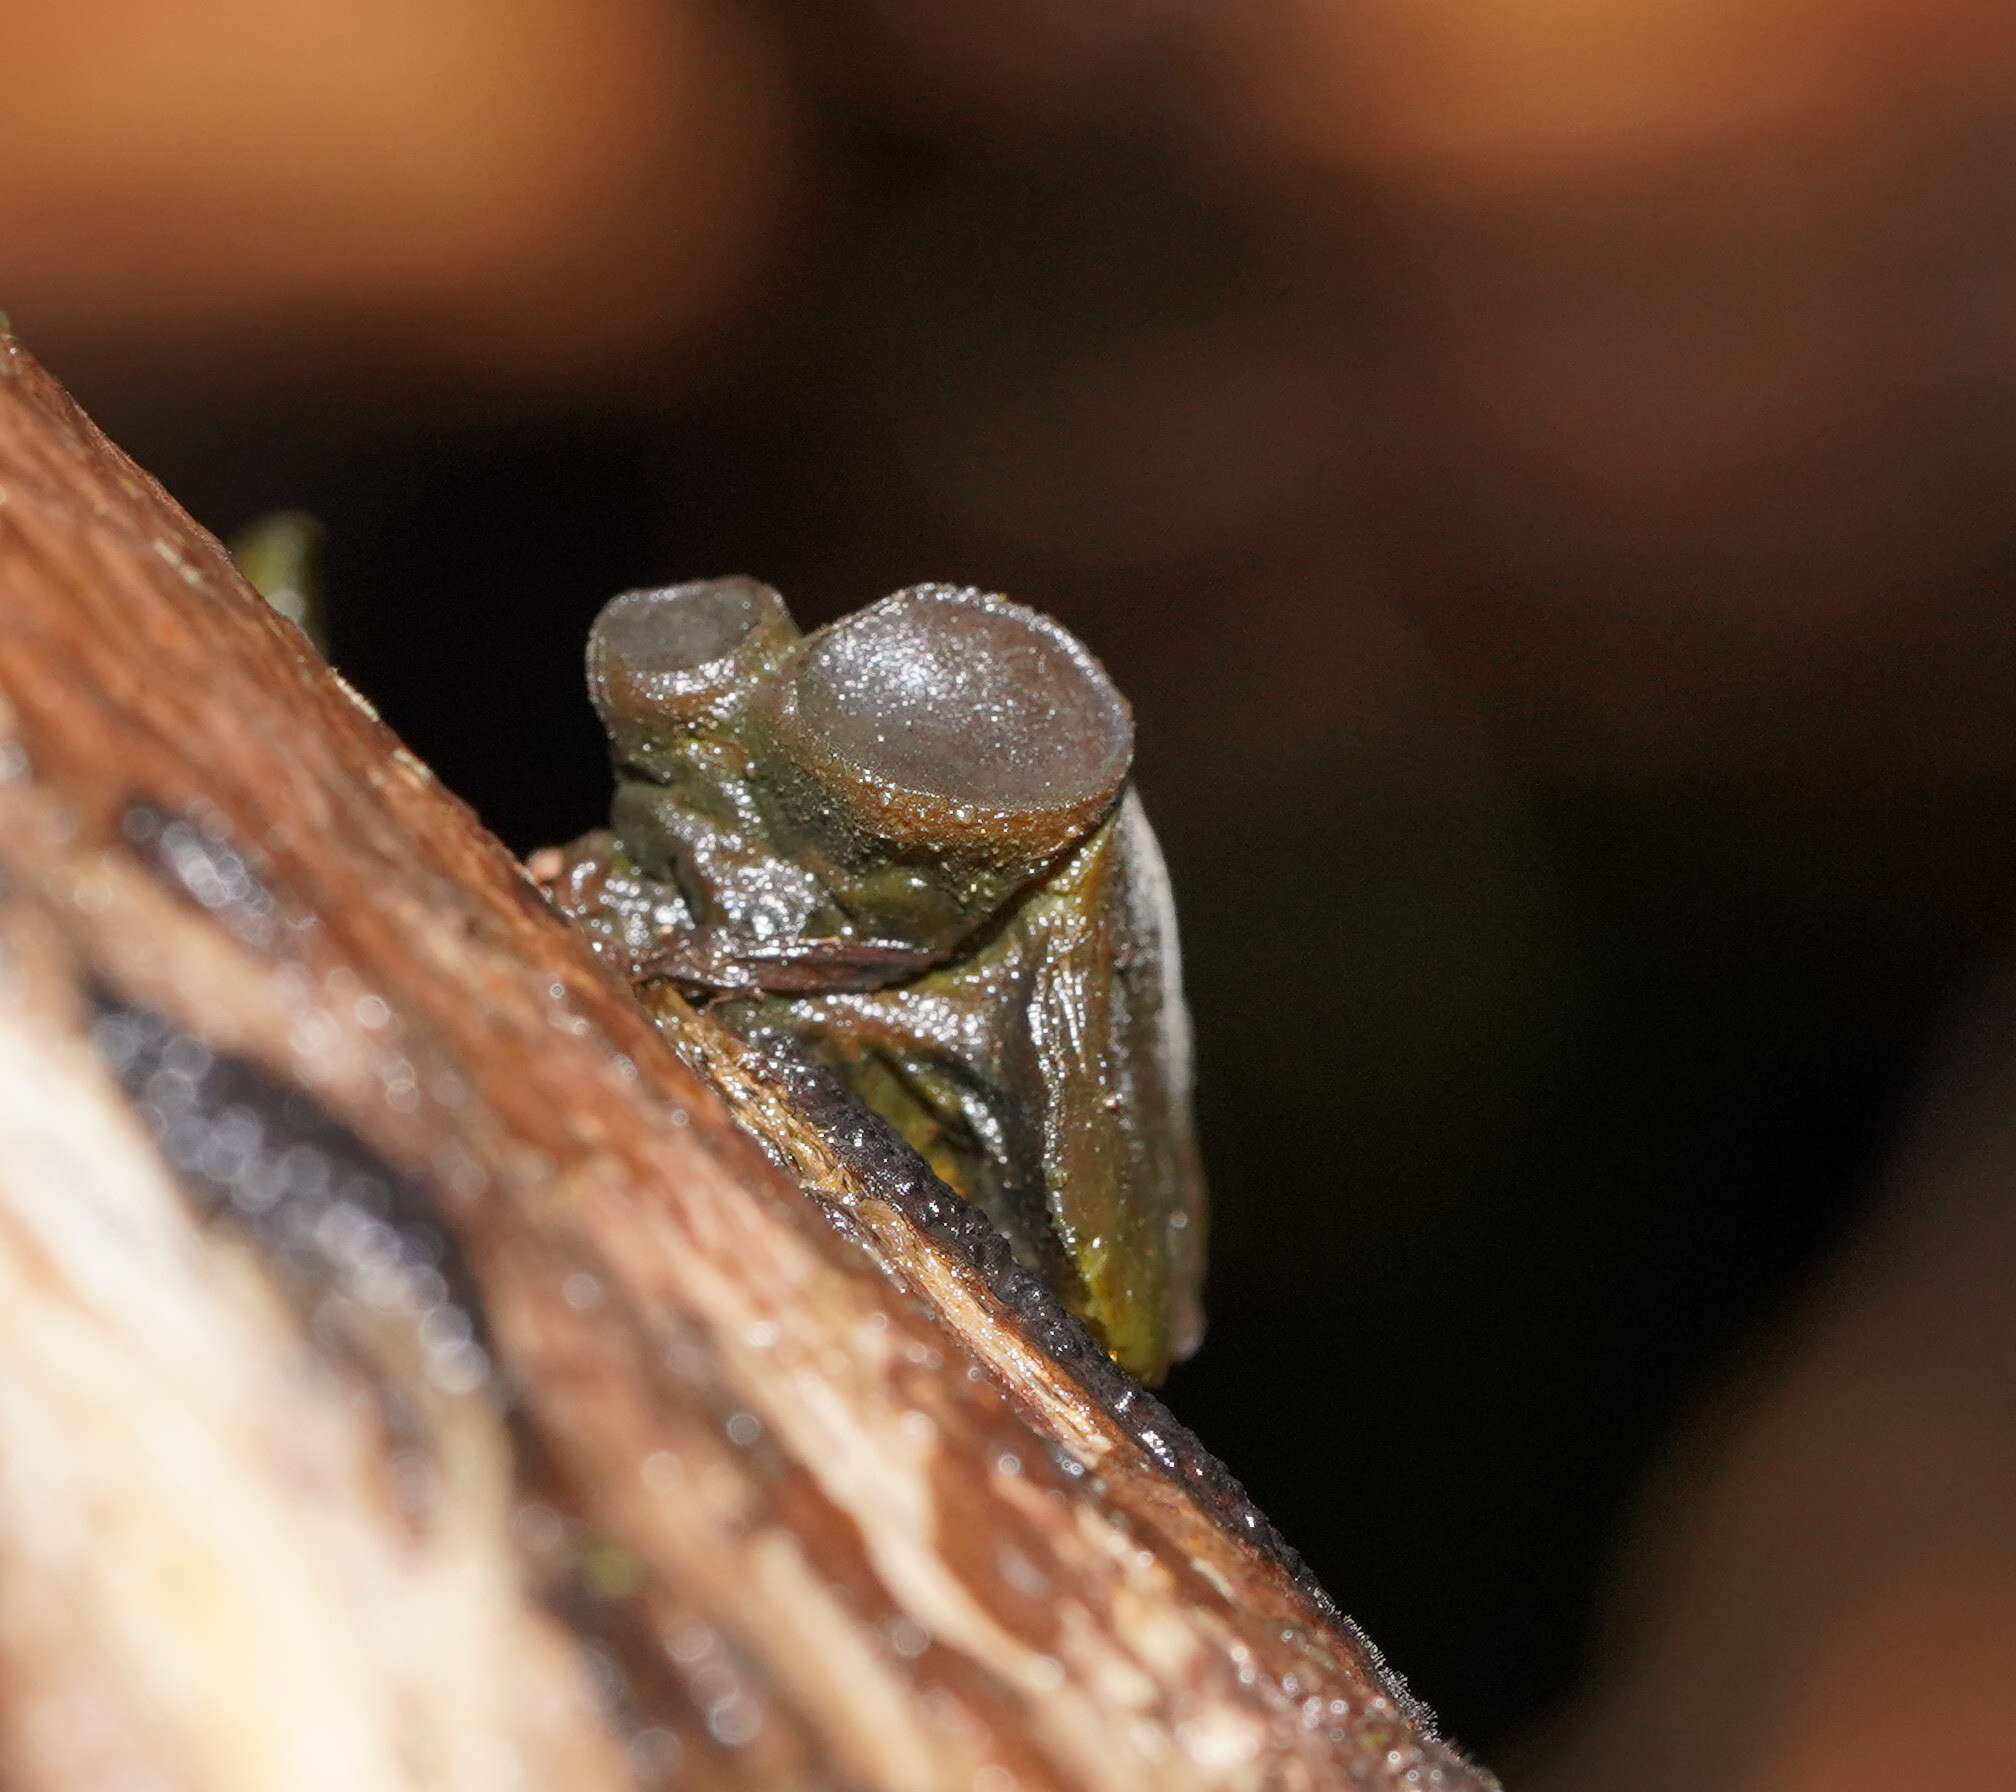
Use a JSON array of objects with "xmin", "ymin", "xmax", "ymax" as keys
[{"xmin": 10, "ymin": 4, "xmax": 2016, "ymax": 1782}]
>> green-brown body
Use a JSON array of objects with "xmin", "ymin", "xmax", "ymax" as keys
[{"xmin": 561, "ymin": 579, "xmax": 1205, "ymax": 1380}]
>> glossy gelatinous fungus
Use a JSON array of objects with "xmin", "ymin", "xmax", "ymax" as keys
[
  {"xmin": 571, "ymin": 577, "xmax": 1205, "ymax": 1382},
  {"xmin": 788, "ymin": 585, "xmax": 1130, "ymax": 814},
  {"xmin": 765, "ymin": 587, "xmax": 1132, "ymax": 870},
  {"xmin": 588, "ymin": 577, "xmax": 796, "ymax": 744}
]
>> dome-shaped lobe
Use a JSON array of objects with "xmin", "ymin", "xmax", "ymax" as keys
[
  {"xmin": 789, "ymin": 584, "xmax": 1131, "ymax": 814},
  {"xmin": 587, "ymin": 577, "xmax": 793, "ymax": 733}
]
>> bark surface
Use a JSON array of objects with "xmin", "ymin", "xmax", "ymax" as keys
[{"xmin": 0, "ymin": 327, "xmax": 1496, "ymax": 1791}]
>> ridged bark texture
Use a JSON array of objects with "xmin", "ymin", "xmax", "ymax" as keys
[{"xmin": 0, "ymin": 326, "xmax": 1495, "ymax": 1792}]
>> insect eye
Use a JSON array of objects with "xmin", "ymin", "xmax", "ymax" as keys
[
  {"xmin": 783, "ymin": 585, "xmax": 1132, "ymax": 831},
  {"xmin": 587, "ymin": 577, "xmax": 795, "ymax": 735}
]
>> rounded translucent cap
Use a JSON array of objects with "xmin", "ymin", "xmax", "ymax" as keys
[
  {"xmin": 587, "ymin": 577, "xmax": 789, "ymax": 728},
  {"xmin": 792, "ymin": 585, "xmax": 1131, "ymax": 812}
]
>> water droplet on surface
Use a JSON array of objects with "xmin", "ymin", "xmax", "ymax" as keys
[
  {"xmin": 426, "ymin": 1338, "xmax": 491, "ymax": 1396},
  {"xmin": 661, "ymin": 1618, "xmax": 717, "ymax": 1665},
  {"xmin": 996, "ymin": 1548, "xmax": 1050, "ymax": 1598},
  {"xmin": 705, "ymin": 1694, "xmax": 762, "ymax": 1748},
  {"xmin": 886, "ymin": 1617, "xmax": 931, "ymax": 1660},
  {"xmin": 629, "ymin": 1726, "xmax": 682, "ymax": 1780},
  {"xmin": 509, "ymin": 1500, "xmax": 566, "ymax": 1554}
]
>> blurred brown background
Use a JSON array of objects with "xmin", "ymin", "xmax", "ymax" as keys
[{"xmin": 8, "ymin": 2, "xmax": 2016, "ymax": 1782}]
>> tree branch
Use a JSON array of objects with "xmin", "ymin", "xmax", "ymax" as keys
[{"xmin": 0, "ymin": 326, "xmax": 1495, "ymax": 1791}]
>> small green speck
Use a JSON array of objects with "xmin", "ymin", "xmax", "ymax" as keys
[{"xmin": 579, "ymin": 1534, "xmax": 647, "ymax": 1599}]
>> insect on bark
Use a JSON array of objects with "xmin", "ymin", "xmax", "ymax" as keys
[{"xmin": 553, "ymin": 579, "xmax": 1206, "ymax": 1382}]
